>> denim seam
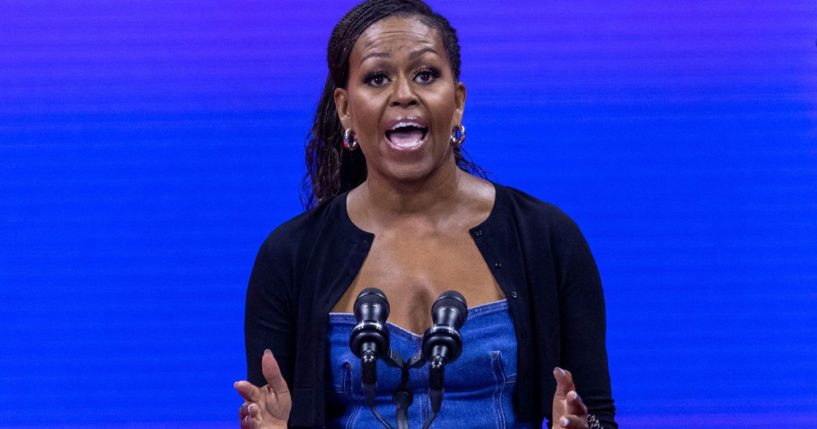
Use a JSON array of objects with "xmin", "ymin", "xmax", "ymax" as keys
[
  {"xmin": 492, "ymin": 351, "xmax": 508, "ymax": 429},
  {"xmin": 342, "ymin": 362, "xmax": 359, "ymax": 429}
]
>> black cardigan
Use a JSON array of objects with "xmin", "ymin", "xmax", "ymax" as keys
[{"xmin": 244, "ymin": 183, "xmax": 617, "ymax": 428}]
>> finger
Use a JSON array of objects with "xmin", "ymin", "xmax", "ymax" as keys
[
  {"xmin": 239, "ymin": 401, "xmax": 250, "ymax": 420},
  {"xmin": 247, "ymin": 412, "xmax": 262, "ymax": 429},
  {"xmin": 242, "ymin": 409, "xmax": 262, "ymax": 429},
  {"xmin": 262, "ymin": 349, "xmax": 290, "ymax": 395},
  {"xmin": 234, "ymin": 380, "xmax": 262, "ymax": 403},
  {"xmin": 557, "ymin": 415, "xmax": 588, "ymax": 429},
  {"xmin": 553, "ymin": 367, "xmax": 576, "ymax": 397},
  {"xmin": 566, "ymin": 390, "xmax": 588, "ymax": 417}
]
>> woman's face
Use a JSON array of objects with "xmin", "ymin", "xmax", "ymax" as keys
[{"xmin": 334, "ymin": 16, "xmax": 465, "ymax": 184}]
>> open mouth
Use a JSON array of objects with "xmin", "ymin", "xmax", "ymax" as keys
[{"xmin": 385, "ymin": 121, "xmax": 428, "ymax": 150}]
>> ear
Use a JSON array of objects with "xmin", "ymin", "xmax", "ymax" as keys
[
  {"xmin": 334, "ymin": 87, "xmax": 352, "ymax": 131},
  {"xmin": 453, "ymin": 81, "xmax": 466, "ymax": 125}
]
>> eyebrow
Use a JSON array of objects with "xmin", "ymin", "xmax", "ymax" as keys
[{"xmin": 359, "ymin": 47, "xmax": 439, "ymax": 64}]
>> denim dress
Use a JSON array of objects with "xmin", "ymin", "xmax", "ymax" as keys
[{"xmin": 326, "ymin": 300, "xmax": 534, "ymax": 428}]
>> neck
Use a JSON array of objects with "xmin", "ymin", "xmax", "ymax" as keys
[{"xmin": 354, "ymin": 159, "xmax": 464, "ymax": 225}]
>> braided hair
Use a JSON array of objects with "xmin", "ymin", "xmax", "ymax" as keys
[{"xmin": 302, "ymin": 0, "xmax": 485, "ymax": 208}]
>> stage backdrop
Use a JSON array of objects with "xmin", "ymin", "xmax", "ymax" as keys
[{"xmin": 2, "ymin": 1, "xmax": 816, "ymax": 428}]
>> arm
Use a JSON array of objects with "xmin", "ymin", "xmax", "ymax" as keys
[
  {"xmin": 244, "ymin": 234, "xmax": 296, "ymax": 389},
  {"xmin": 553, "ymin": 213, "xmax": 617, "ymax": 428},
  {"xmin": 236, "ymin": 234, "xmax": 298, "ymax": 427}
]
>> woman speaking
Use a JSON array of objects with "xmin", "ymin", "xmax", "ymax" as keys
[{"xmin": 234, "ymin": 1, "xmax": 616, "ymax": 427}]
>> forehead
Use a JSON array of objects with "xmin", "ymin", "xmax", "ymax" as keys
[{"xmin": 352, "ymin": 16, "xmax": 443, "ymax": 60}]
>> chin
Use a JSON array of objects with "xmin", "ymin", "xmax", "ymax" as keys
[
  {"xmin": 376, "ymin": 150, "xmax": 454, "ymax": 185},
  {"xmin": 380, "ymin": 163, "xmax": 435, "ymax": 183}
]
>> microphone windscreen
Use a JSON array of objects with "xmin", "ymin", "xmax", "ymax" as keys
[
  {"xmin": 353, "ymin": 287, "xmax": 390, "ymax": 321},
  {"xmin": 432, "ymin": 290, "xmax": 468, "ymax": 327}
]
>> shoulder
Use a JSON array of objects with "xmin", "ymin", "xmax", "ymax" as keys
[
  {"xmin": 493, "ymin": 183, "xmax": 581, "ymax": 235},
  {"xmin": 254, "ymin": 193, "xmax": 347, "ymax": 265},
  {"xmin": 492, "ymin": 183, "xmax": 601, "ymax": 293},
  {"xmin": 490, "ymin": 183, "xmax": 595, "ymax": 266}
]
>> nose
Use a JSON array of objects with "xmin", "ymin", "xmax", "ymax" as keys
[{"xmin": 389, "ymin": 76, "xmax": 418, "ymax": 107}]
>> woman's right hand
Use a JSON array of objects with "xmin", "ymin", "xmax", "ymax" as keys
[
  {"xmin": 234, "ymin": 349, "xmax": 291, "ymax": 429},
  {"xmin": 551, "ymin": 367, "xmax": 589, "ymax": 429}
]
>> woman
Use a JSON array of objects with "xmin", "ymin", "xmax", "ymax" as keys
[{"xmin": 234, "ymin": 1, "xmax": 616, "ymax": 428}]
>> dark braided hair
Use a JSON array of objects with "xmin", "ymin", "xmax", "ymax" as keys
[{"xmin": 302, "ymin": 0, "xmax": 485, "ymax": 209}]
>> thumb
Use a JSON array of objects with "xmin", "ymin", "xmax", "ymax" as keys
[
  {"xmin": 553, "ymin": 367, "xmax": 575, "ymax": 398},
  {"xmin": 262, "ymin": 349, "xmax": 289, "ymax": 395},
  {"xmin": 234, "ymin": 380, "xmax": 262, "ymax": 403}
]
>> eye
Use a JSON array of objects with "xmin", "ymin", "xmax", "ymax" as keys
[
  {"xmin": 364, "ymin": 71, "xmax": 390, "ymax": 87},
  {"xmin": 414, "ymin": 67, "xmax": 440, "ymax": 84}
]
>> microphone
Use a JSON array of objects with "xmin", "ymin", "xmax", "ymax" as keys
[
  {"xmin": 349, "ymin": 288, "xmax": 394, "ymax": 429},
  {"xmin": 421, "ymin": 291, "xmax": 468, "ymax": 416},
  {"xmin": 349, "ymin": 288, "xmax": 391, "ymax": 385},
  {"xmin": 422, "ymin": 291, "xmax": 468, "ymax": 365}
]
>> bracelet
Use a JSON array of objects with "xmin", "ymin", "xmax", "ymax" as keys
[{"xmin": 587, "ymin": 413, "xmax": 602, "ymax": 429}]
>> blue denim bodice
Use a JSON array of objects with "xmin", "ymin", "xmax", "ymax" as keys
[{"xmin": 326, "ymin": 299, "xmax": 533, "ymax": 428}]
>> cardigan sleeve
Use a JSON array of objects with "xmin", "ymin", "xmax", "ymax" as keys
[
  {"xmin": 244, "ymin": 230, "xmax": 297, "ymax": 390},
  {"xmin": 551, "ymin": 211, "xmax": 617, "ymax": 429}
]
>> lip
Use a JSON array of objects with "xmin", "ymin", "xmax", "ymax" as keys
[
  {"xmin": 384, "ymin": 116, "xmax": 428, "ymax": 152},
  {"xmin": 385, "ymin": 133, "xmax": 426, "ymax": 152}
]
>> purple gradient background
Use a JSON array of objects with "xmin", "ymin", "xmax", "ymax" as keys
[{"xmin": 1, "ymin": 0, "xmax": 816, "ymax": 427}]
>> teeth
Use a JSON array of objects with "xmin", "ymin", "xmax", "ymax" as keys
[
  {"xmin": 386, "ymin": 119, "xmax": 427, "ymax": 143},
  {"xmin": 390, "ymin": 121, "xmax": 425, "ymax": 131},
  {"xmin": 385, "ymin": 120, "xmax": 427, "ymax": 148}
]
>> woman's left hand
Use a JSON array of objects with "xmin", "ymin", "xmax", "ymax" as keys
[{"xmin": 551, "ymin": 367, "xmax": 589, "ymax": 429}]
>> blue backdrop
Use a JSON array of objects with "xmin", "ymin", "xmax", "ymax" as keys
[{"xmin": 1, "ymin": 1, "xmax": 816, "ymax": 428}]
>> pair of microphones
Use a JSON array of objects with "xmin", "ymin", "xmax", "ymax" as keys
[{"xmin": 349, "ymin": 288, "xmax": 468, "ymax": 429}]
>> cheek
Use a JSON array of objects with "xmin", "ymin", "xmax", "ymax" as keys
[
  {"xmin": 426, "ymin": 94, "xmax": 458, "ymax": 130},
  {"xmin": 350, "ymin": 93, "xmax": 385, "ymax": 134}
]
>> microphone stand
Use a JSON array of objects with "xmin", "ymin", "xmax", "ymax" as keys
[
  {"xmin": 363, "ymin": 348, "xmax": 418, "ymax": 429},
  {"xmin": 423, "ymin": 356, "xmax": 445, "ymax": 429},
  {"xmin": 365, "ymin": 346, "xmax": 453, "ymax": 429},
  {"xmin": 388, "ymin": 352, "xmax": 425, "ymax": 429},
  {"xmin": 361, "ymin": 348, "xmax": 394, "ymax": 429}
]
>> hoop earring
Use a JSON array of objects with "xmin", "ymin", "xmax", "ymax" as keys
[
  {"xmin": 450, "ymin": 124, "xmax": 466, "ymax": 146},
  {"xmin": 343, "ymin": 128, "xmax": 359, "ymax": 151}
]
